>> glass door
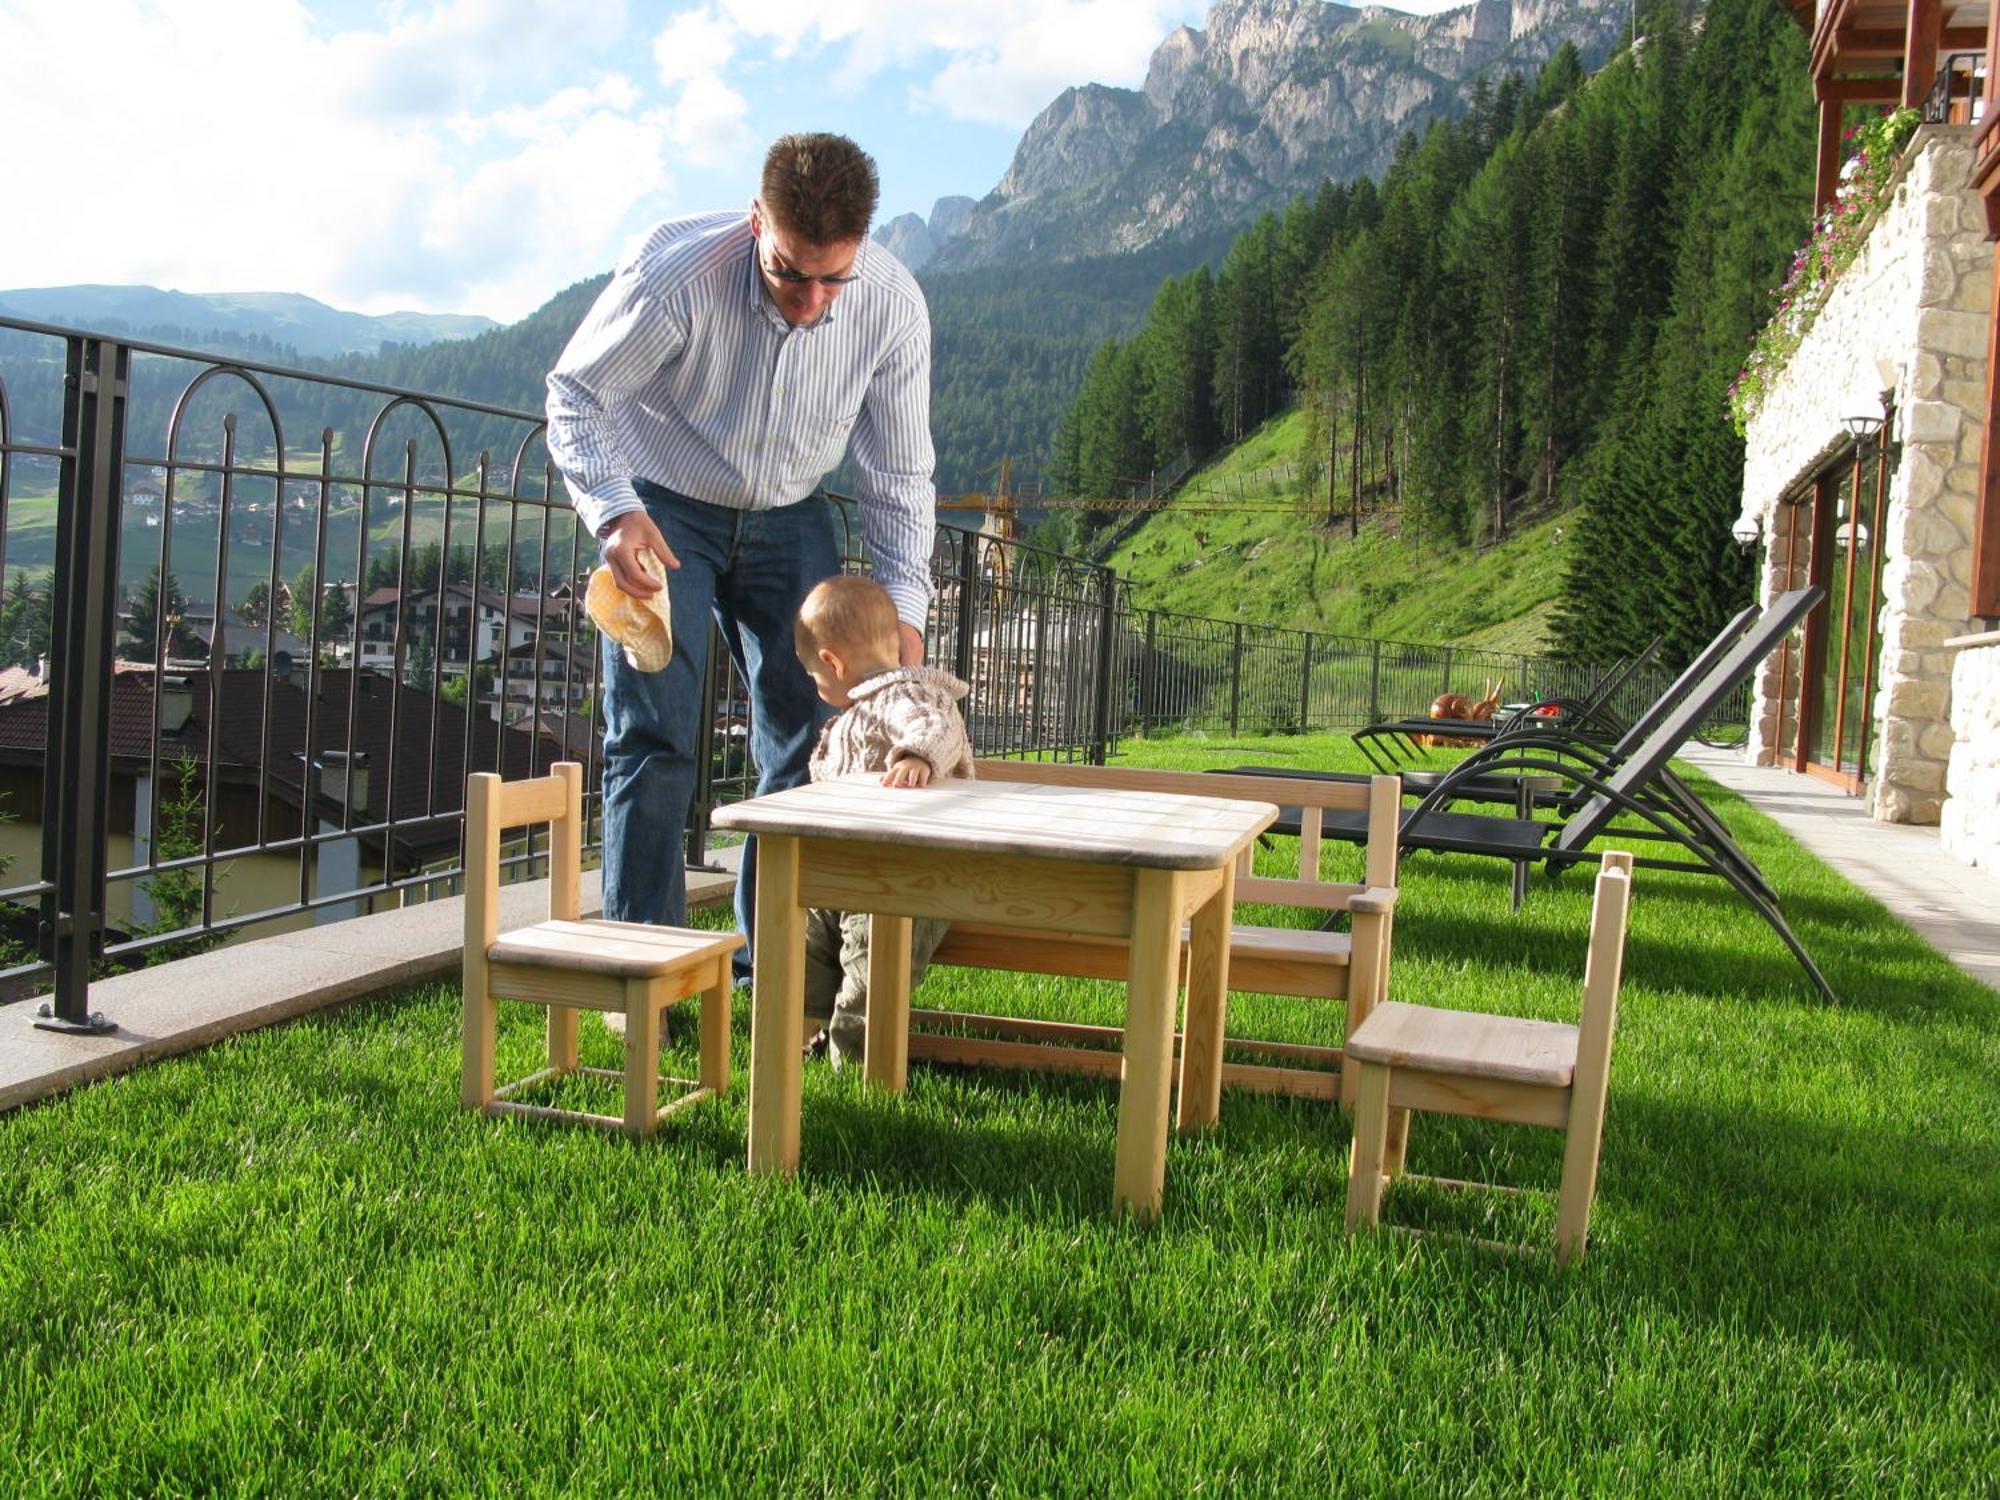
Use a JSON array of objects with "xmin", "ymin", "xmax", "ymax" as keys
[{"xmin": 1798, "ymin": 424, "xmax": 1893, "ymax": 790}]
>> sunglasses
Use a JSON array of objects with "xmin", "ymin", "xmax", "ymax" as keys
[
  {"xmin": 757, "ymin": 231, "xmax": 861, "ymax": 288},
  {"xmin": 756, "ymin": 244, "xmax": 860, "ymax": 288}
]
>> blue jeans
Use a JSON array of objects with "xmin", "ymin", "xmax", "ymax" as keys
[{"xmin": 598, "ymin": 480, "xmax": 840, "ymax": 978}]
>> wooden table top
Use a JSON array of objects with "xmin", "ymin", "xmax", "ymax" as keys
[{"xmin": 710, "ymin": 774, "xmax": 1277, "ymax": 870}]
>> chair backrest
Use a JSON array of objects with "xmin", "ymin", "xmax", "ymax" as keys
[
  {"xmin": 1555, "ymin": 587, "xmax": 1824, "ymax": 855},
  {"xmin": 1568, "ymin": 852, "xmax": 1632, "ymax": 1136},
  {"xmin": 1575, "ymin": 635, "xmax": 1663, "ymax": 721},
  {"xmin": 1604, "ymin": 604, "xmax": 1760, "ymax": 757},
  {"xmin": 971, "ymin": 759, "xmax": 1401, "ymax": 913},
  {"xmin": 1575, "ymin": 850, "xmax": 1634, "ymax": 1064},
  {"xmin": 464, "ymin": 762, "xmax": 584, "ymax": 957}
]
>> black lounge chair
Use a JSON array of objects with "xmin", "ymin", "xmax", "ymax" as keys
[
  {"xmin": 1351, "ymin": 636, "xmax": 1669, "ymax": 775},
  {"xmin": 1238, "ymin": 608, "xmax": 1757, "ymax": 810},
  {"xmin": 1278, "ymin": 588, "xmax": 1836, "ymax": 1002}
]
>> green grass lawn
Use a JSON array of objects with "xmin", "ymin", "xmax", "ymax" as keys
[
  {"xmin": 1105, "ymin": 411, "xmax": 1573, "ymax": 652},
  {"xmin": 1, "ymin": 734, "xmax": 1995, "ymax": 1492}
]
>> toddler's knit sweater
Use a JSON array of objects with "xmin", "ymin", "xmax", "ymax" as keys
[{"xmin": 808, "ymin": 666, "xmax": 976, "ymax": 783}]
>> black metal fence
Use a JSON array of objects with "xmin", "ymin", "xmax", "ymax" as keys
[
  {"xmin": 1921, "ymin": 52, "xmax": 1985, "ymax": 126},
  {"xmin": 0, "ymin": 318, "xmax": 1653, "ymax": 1026}
]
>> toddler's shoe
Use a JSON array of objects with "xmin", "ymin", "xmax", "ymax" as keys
[{"xmin": 827, "ymin": 1021, "xmax": 865, "ymax": 1072}]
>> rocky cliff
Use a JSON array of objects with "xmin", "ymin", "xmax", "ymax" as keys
[
  {"xmin": 872, "ymin": 195, "xmax": 978, "ymax": 269},
  {"xmin": 916, "ymin": 0, "xmax": 1628, "ymax": 269}
]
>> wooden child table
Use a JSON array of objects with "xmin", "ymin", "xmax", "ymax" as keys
[{"xmin": 710, "ymin": 774, "xmax": 1277, "ymax": 1222}]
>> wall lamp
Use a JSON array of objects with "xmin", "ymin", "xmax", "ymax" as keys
[{"xmin": 1731, "ymin": 513, "xmax": 1763, "ymax": 553}]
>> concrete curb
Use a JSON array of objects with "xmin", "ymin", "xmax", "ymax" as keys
[{"xmin": 0, "ymin": 860, "xmax": 737, "ymax": 1115}]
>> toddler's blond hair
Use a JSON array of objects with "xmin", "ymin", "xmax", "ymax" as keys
[{"xmin": 796, "ymin": 574, "xmax": 901, "ymax": 660}]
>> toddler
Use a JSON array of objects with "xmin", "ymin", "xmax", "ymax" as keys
[{"xmin": 795, "ymin": 574, "xmax": 974, "ymax": 1067}]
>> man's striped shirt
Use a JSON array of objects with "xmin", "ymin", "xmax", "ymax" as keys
[{"xmin": 545, "ymin": 211, "xmax": 937, "ymax": 626}]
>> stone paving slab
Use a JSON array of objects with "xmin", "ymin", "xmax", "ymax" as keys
[
  {"xmin": 0, "ymin": 859, "xmax": 738, "ymax": 1115},
  {"xmin": 1682, "ymin": 745, "xmax": 2000, "ymax": 993}
]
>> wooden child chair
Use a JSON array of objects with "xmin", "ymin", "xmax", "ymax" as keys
[
  {"xmin": 1343, "ymin": 850, "xmax": 1633, "ymax": 1262},
  {"xmin": 461, "ymin": 761, "xmax": 743, "ymax": 1138}
]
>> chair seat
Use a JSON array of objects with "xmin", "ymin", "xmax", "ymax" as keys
[
  {"xmin": 489, "ymin": 918, "xmax": 740, "ymax": 978},
  {"xmin": 1344, "ymin": 1000, "xmax": 1578, "ymax": 1087},
  {"xmin": 1228, "ymin": 923, "xmax": 1351, "ymax": 966}
]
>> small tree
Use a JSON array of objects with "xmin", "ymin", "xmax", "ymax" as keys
[
  {"xmin": 120, "ymin": 565, "xmax": 202, "ymax": 661},
  {"xmin": 405, "ymin": 630, "xmax": 435, "ymax": 693},
  {"xmin": 136, "ymin": 752, "xmax": 226, "ymax": 963},
  {"xmin": 0, "ymin": 572, "xmax": 51, "ymax": 670},
  {"xmin": 236, "ymin": 579, "xmax": 292, "ymax": 628},
  {"xmin": 319, "ymin": 580, "xmax": 354, "ymax": 640},
  {"xmin": 288, "ymin": 564, "xmax": 317, "ymax": 640}
]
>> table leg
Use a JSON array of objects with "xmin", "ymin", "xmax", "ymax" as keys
[
  {"xmin": 864, "ymin": 912, "xmax": 913, "ymax": 1093},
  {"xmin": 747, "ymin": 834, "xmax": 804, "ymax": 1176},
  {"xmin": 1114, "ymin": 867, "xmax": 1183, "ymax": 1223},
  {"xmin": 623, "ymin": 977, "xmax": 661, "ymax": 1140},
  {"xmin": 1176, "ymin": 866, "xmax": 1233, "ymax": 1135}
]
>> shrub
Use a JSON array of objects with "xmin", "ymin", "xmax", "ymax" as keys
[{"xmin": 1728, "ymin": 107, "xmax": 1921, "ymax": 434}]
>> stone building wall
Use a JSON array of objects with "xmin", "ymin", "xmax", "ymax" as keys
[
  {"xmin": 1942, "ymin": 635, "xmax": 2000, "ymax": 868},
  {"xmin": 1738, "ymin": 126, "xmax": 1986, "ymax": 824}
]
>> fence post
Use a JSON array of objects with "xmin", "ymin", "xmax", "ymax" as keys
[
  {"xmin": 685, "ymin": 625, "xmax": 720, "ymax": 872},
  {"xmin": 1299, "ymin": 632, "xmax": 1314, "ymax": 733},
  {"xmin": 36, "ymin": 336, "xmax": 126, "ymax": 1034},
  {"xmin": 1031, "ymin": 590, "xmax": 1050, "ymax": 745},
  {"xmin": 1369, "ymin": 639, "xmax": 1382, "ymax": 723},
  {"xmin": 952, "ymin": 536, "xmax": 984, "ymax": 752},
  {"xmin": 1142, "ymin": 611, "xmax": 1157, "ymax": 738},
  {"xmin": 1229, "ymin": 621, "xmax": 1244, "ymax": 737},
  {"xmin": 1088, "ymin": 568, "xmax": 1118, "ymax": 765},
  {"xmin": 1440, "ymin": 645, "xmax": 1454, "ymax": 696},
  {"xmin": 953, "ymin": 534, "xmax": 979, "ymax": 682}
]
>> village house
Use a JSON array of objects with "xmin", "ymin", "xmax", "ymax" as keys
[{"xmin": 0, "ymin": 663, "xmax": 588, "ymax": 955}]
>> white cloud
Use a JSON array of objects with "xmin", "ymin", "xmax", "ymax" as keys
[
  {"xmin": 326, "ymin": 0, "xmax": 630, "ymax": 115},
  {"xmin": 0, "ymin": 0, "xmax": 680, "ymax": 321},
  {"xmin": 653, "ymin": 5, "xmax": 738, "ymax": 87},
  {"xmin": 0, "ymin": 0, "xmax": 1208, "ymax": 320},
  {"xmin": 909, "ymin": 4, "xmax": 1192, "ymax": 126},
  {"xmin": 691, "ymin": 0, "xmax": 1201, "ymax": 123},
  {"xmin": 416, "ymin": 100, "xmax": 681, "ymax": 317},
  {"xmin": 646, "ymin": 7, "xmax": 753, "ymax": 168},
  {"xmin": 665, "ymin": 75, "xmax": 753, "ymax": 169}
]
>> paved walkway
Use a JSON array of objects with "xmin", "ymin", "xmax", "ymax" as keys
[{"xmin": 1681, "ymin": 744, "xmax": 2000, "ymax": 992}]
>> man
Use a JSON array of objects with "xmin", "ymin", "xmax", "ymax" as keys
[{"xmin": 545, "ymin": 132, "xmax": 936, "ymax": 980}]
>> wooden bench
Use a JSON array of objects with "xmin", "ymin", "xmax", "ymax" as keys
[{"xmin": 915, "ymin": 760, "xmax": 1401, "ymax": 1106}]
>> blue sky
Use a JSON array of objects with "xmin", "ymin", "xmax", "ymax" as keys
[{"xmin": 0, "ymin": 0, "xmax": 1471, "ymax": 323}]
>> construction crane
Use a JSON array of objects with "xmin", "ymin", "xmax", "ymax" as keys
[
  {"xmin": 935, "ymin": 458, "xmax": 1035, "ymax": 588},
  {"xmin": 936, "ymin": 456, "xmax": 1031, "ymax": 543}
]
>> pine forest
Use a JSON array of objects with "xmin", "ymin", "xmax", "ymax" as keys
[{"xmin": 1046, "ymin": 0, "xmax": 1818, "ymax": 669}]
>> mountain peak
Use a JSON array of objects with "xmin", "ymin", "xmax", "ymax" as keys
[{"xmin": 932, "ymin": 0, "xmax": 1629, "ymax": 270}]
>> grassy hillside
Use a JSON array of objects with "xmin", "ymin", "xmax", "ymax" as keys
[{"xmin": 1095, "ymin": 410, "xmax": 1572, "ymax": 654}]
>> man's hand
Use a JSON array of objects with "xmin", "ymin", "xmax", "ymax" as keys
[
  {"xmin": 600, "ymin": 511, "xmax": 679, "ymax": 596},
  {"xmin": 898, "ymin": 623, "xmax": 925, "ymax": 667},
  {"xmin": 881, "ymin": 755, "xmax": 933, "ymax": 789}
]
